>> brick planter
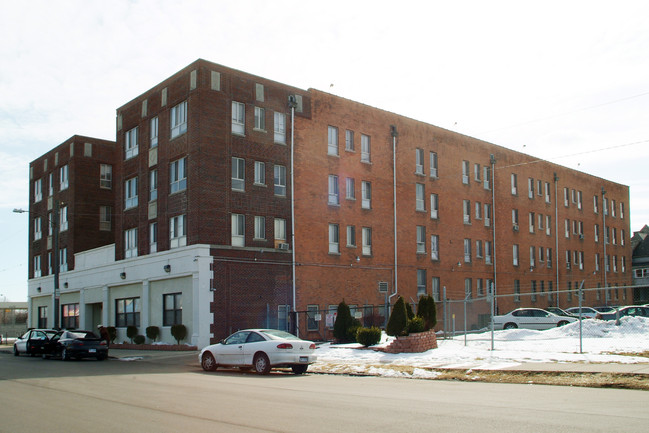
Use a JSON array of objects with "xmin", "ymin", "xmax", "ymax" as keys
[
  {"xmin": 109, "ymin": 343, "xmax": 197, "ymax": 351},
  {"xmin": 381, "ymin": 330, "xmax": 438, "ymax": 354}
]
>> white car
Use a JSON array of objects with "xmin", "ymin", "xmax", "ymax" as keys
[
  {"xmin": 493, "ymin": 308, "xmax": 577, "ymax": 330},
  {"xmin": 565, "ymin": 307, "xmax": 599, "ymax": 318},
  {"xmin": 199, "ymin": 329, "xmax": 317, "ymax": 375}
]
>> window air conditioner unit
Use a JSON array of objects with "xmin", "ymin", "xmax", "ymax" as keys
[
  {"xmin": 278, "ymin": 243, "xmax": 290, "ymax": 250},
  {"xmin": 579, "ymin": 234, "xmax": 584, "ymax": 240}
]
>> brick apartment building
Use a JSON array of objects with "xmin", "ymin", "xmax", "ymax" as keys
[{"xmin": 25, "ymin": 59, "xmax": 632, "ymax": 344}]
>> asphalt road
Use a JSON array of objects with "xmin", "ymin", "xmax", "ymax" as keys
[{"xmin": 1, "ymin": 351, "xmax": 648, "ymax": 432}]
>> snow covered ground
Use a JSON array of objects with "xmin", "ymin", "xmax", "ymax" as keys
[{"xmin": 311, "ymin": 317, "xmax": 649, "ymax": 378}]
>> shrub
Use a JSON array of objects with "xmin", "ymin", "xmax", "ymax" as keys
[
  {"xmin": 407, "ymin": 316, "xmax": 425, "ymax": 334},
  {"xmin": 417, "ymin": 295, "xmax": 437, "ymax": 331},
  {"xmin": 405, "ymin": 302, "xmax": 415, "ymax": 320},
  {"xmin": 126, "ymin": 326, "xmax": 138, "ymax": 343},
  {"xmin": 106, "ymin": 326, "xmax": 117, "ymax": 344},
  {"xmin": 171, "ymin": 324, "xmax": 187, "ymax": 345},
  {"xmin": 146, "ymin": 326, "xmax": 160, "ymax": 342},
  {"xmin": 356, "ymin": 327, "xmax": 382, "ymax": 347},
  {"xmin": 334, "ymin": 301, "xmax": 359, "ymax": 343},
  {"xmin": 133, "ymin": 335, "xmax": 145, "ymax": 345},
  {"xmin": 386, "ymin": 296, "xmax": 408, "ymax": 337}
]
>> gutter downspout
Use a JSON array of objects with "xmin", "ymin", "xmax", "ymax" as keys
[
  {"xmin": 602, "ymin": 187, "xmax": 608, "ymax": 304},
  {"xmin": 554, "ymin": 173, "xmax": 560, "ymax": 307},
  {"xmin": 389, "ymin": 126, "xmax": 399, "ymax": 306},
  {"xmin": 289, "ymin": 96, "xmax": 298, "ymax": 330},
  {"xmin": 490, "ymin": 155, "xmax": 497, "ymax": 315}
]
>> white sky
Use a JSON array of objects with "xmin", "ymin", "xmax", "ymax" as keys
[{"xmin": 1, "ymin": 0, "xmax": 648, "ymax": 301}]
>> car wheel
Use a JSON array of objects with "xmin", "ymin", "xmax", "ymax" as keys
[
  {"xmin": 291, "ymin": 364, "xmax": 308, "ymax": 375},
  {"xmin": 557, "ymin": 320, "xmax": 569, "ymax": 327},
  {"xmin": 201, "ymin": 352, "xmax": 217, "ymax": 371},
  {"xmin": 253, "ymin": 353, "xmax": 271, "ymax": 375},
  {"xmin": 13, "ymin": 345, "xmax": 19, "ymax": 356},
  {"xmin": 61, "ymin": 348, "xmax": 70, "ymax": 361},
  {"xmin": 504, "ymin": 323, "xmax": 518, "ymax": 330}
]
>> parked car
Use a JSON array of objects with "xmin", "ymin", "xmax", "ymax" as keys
[
  {"xmin": 13, "ymin": 329, "xmax": 58, "ymax": 356},
  {"xmin": 200, "ymin": 329, "xmax": 317, "ymax": 375},
  {"xmin": 597, "ymin": 306, "xmax": 649, "ymax": 321},
  {"xmin": 43, "ymin": 330, "xmax": 109, "ymax": 361},
  {"xmin": 592, "ymin": 306, "xmax": 616, "ymax": 313},
  {"xmin": 493, "ymin": 308, "xmax": 577, "ymax": 330},
  {"xmin": 545, "ymin": 307, "xmax": 577, "ymax": 318},
  {"xmin": 565, "ymin": 307, "xmax": 599, "ymax": 318}
]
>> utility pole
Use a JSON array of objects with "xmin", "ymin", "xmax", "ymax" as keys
[{"xmin": 53, "ymin": 199, "xmax": 60, "ymax": 329}]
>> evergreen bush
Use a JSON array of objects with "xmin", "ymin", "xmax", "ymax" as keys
[
  {"xmin": 417, "ymin": 295, "xmax": 438, "ymax": 331},
  {"xmin": 334, "ymin": 301, "xmax": 359, "ymax": 343},
  {"xmin": 407, "ymin": 316, "xmax": 425, "ymax": 334},
  {"xmin": 126, "ymin": 325, "xmax": 138, "ymax": 343},
  {"xmin": 106, "ymin": 326, "xmax": 117, "ymax": 344},
  {"xmin": 386, "ymin": 296, "xmax": 408, "ymax": 336},
  {"xmin": 171, "ymin": 324, "xmax": 187, "ymax": 345},
  {"xmin": 356, "ymin": 327, "xmax": 382, "ymax": 347},
  {"xmin": 405, "ymin": 302, "xmax": 415, "ymax": 320},
  {"xmin": 146, "ymin": 326, "xmax": 160, "ymax": 342},
  {"xmin": 133, "ymin": 335, "xmax": 145, "ymax": 345}
]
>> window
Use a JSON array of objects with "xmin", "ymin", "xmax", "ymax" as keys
[
  {"xmin": 416, "ymin": 226, "xmax": 426, "ymax": 254},
  {"xmin": 274, "ymin": 218, "xmax": 286, "ymax": 242},
  {"xmin": 415, "ymin": 148, "xmax": 424, "ymax": 175},
  {"xmin": 231, "ymin": 214, "xmax": 245, "ymax": 247},
  {"xmin": 125, "ymin": 177, "xmax": 138, "ymax": 209},
  {"xmin": 512, "ymin": 209, "xmax": 519, "ymax": 227},
  {"xmin": 483, "ymin": 166, "xmax": 491, "ymax": 190},
  {"xmin": 361, "ymin": 134, "xmax": 371, "ymax": 162},
  {"xmin": 328, "ymin": 175, "xmax": 339, "ymax": 205},
  {"xmin": 361, "ymin": 181, "xmax": 371, "ymax": 209},
  {"xmin": 33, "ymin": 255, "xmax": 41, "ymax": 278},
  {"xmin": 149, "ymin": 222, "xmax": 157, "ymax": 253},
  {"xmin": 62, "ymin": 303, "xmax": 79, "ymax": 329},
  {"xmin": 150, "ymin": 116, "xmax": 159, "ymax": 147},
  {"xmin": 38, "ymin": 306, "xmax": 47, "ymax": 329},
  {"xmin": 58, "ymin": 164, "xmax": 69, "ymax": 191},
  {"xmin": 232, "ymin": 157, "xmax": 245, "ymax": 191},
  {"xmin": 565, "ymin": 219, "xmax": 570, "ymax": 238},
  {"xmin": 431, "ymin": 234, "xmax": 439, "ymax": 261},
  {"xmin": 149, "ymin": 169, "xmax": 158, "ymax": 201},
  {"xmin": 232, "ymin": 101, "xmax": 245, "ymax": 135},
  {"xmin": 464, "ymin": 238, "xmax": 471, "ymax": 263},
  {"xmin": 125, "ymin": 127, "xmax": 139, "ymax": 159},
  {"xmin": 274, "ymin": 165, "xmax": 286, "ymax": 196},
  {"xmin": 513, "ymin": 244, "xmax": 519, "ymax": 266},
  {"xmin": 116, "ymin": 298, "xmax": 140, "ymax": 327},
  {"xmin": 99, "ymin": 206, "xmax": 111, "ymax": 231},
  {"xmin": 48, "ymin": 172, "xmax": 54, "ymax": 196},
  {"xmin": 307, "ymin": 305, "xmax": 319, "ymax": 331},
  {"xmin": 59, "ymin": 206, "xmax": 68, "ymax": 232},
  {"xmin": 416, "ymin": 183, "xmax": 425, "ymax": 211},
  {"xmin": 125, "ymin": 228, "xmax": 138, "ymax": 258},
  {"xmin": 593, "ymin": 195, "xmax": 599, "ymax": 213},
  {"xmin": 430, "ymin": 194, "xmax": 439, "ymax": 219},
  {"xmin": 528, "ymin": 178, "xmax": 534, "ymax": 199},
  {"xmin": 539, "ymin": 246, "xmax": 545, "ymax": 262},
  {"xmin": 566, "ymin": 250, "xmax": 572, "ymax": 269},
  {"xmin": 537, "ymin": 179, "xmax": 543, "ymax": 196},
  {"xmin": 621, "ymin": 229, "xmax": 626, "ymax": 246},
  {"xmin": 477, "ymin": 278, "xmax": 484, "ymax": 296},
  {"xmin": 547, "ymin": 248, "xmax": 553, "ymax": 268},
  {"xmin": 274, "ymin": 112, "xmax": 286, "ymax": 144},
  {"xmin": 254, "ymin": 216, "xmax": 266, "ymax": 240},
  {"xmin": 432, "ymin": 277, "xmax": 441, "ymax": 302},
  {"xmin": 329, "ymin": 223, "xmax": 339, "ymax": 254},
  {"xmin": 514, "ymin": 280, "xmax": 521, "ymax": 302},
  {"xmin": 529, "ymin": 212, "xmax": 535, "ymax": 233},
  {"xmin": 430, "ymin": 152, "xmax": 438, "ymax": 178},
  {"xmin": 530, "ymin": 246, "xmax": 536, "ymax": 268},
  {"xmin": 476, "ymin": 240, "xmax": 483, "ymax": 258},
  {"xmin": 603, "ymin": 197, "xmax": 608, "ymax": 215},
  {"xmin": 537, "ymin": 213, "xmax": 544, "ymax": 231},
  {"xmin": 254, "ymin": 161, "xmax": 266, "ymax": 185},
  {"xmin": 347, "ymin": 225, "xmax": 356, "ymax": 247},
  {"xmin": 328, "ymin": 126, "xmax": 338, "ymax": 156},
  {"xmin": 34, "ymin": 179, "xmax": 42, "ymax": 202},
  {"xmin": 475, "ymin": 201, "xmax": 482, "ymax": 220},
  {"xmin": 163, "ymin": 293, "xmax": 182, "ymax": 326},
  {"xmin": 463, "ymin": 200, "xmax": 471, "ymax": 224},
  {"xmin": 345, "ymin": 130, "xmax": 354, "ymax": 151},
  {"xmin": 170, "ymin": 214, "xmax": 187, "ymax": 248},
  {"xmin": 620, "ymin": 202, "xmax": 625, "ymax": 219},
  {"xmin": 34, "ymin": 217, "xmax": 42, "ymax": 240},
  {"xmin": 577, "ymin": 191, "xmax": 583, "ymax": 210},
  {"xmin": 462, "ymin": 161, "xmax": 470, "ymax": 184},
  {"xmin": 485, "ymin": 241, "xmax": 492, "ymax": 264},
  {"xmin": 564, "ymin": 187, "xmax": 569, "ymax": 207},
  {"xmin": 362, "ymin": 227, "xmax": 372, "ymax": 256},
  {"xmin": 170, "ymin": 101, "xmax": 188, "ymax": 139},
  {"xmin": 546, "ymin": 215, "xmax": 551, "ymax": 236},
  {"xmin": 346, "ymin": 178, "xmax": 355, "ymax": 200},
  {"xmin": 511, "ymin": 173, "xmax": 517, "ymax": 195},
  {"xmin": 531, "ymin": 280, "xmax": 537, "ymax": 302},
  {"xmin": 474, "ymin": 163, "xmax": 481, "ymax": 182},
  {"xmin": 254, "ymin": 107, "xmax": 265, "ymax": 130},
  {"xmin": 170, "ymin": 157, "xmax": 187, "ymax": 193},
  {"xmin": 59, "ymin": 247, "xmax": 67, "ymax": 272},
  {"xmin": 465, "ymin": 278, "xmax": 472, "ymax": 299},
  {"xmin": 100, "ymin": 164, "xmax": 112, "ymax": 189},
  {"xmin": 484, "ymin": 203, "xmax": 492, "ymax": 227},
  {"xmin": 417, "ymin": 269, "xmax": 427, "ymax": 296},
  {"xmin": 545, "ymin": 182, "xmax": 551, "ymax": 203}
]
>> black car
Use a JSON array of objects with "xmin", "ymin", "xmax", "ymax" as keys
[
  {"xmin": 597, "ymin": 306, "xmax": 649, "ymax": 321},
  {"xmin": 13, "ymin": 329, "xmax": 58, "ymax": 356},
  {"xmin": 545, "ymin": 307, "xmax": 578, "ymax": 318},
  {"xmin": 43, "ymin": 330, "xmax": 109, "ymax": 361}
]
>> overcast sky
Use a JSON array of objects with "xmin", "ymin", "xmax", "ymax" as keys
[{"xmin": 1, "ymin": 0, "xmax": 648, "ymax": 301}]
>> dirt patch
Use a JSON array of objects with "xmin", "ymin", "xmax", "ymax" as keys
[{"xmin": 310, "ymin": 362, "xmax": 649, "ymax": 390}]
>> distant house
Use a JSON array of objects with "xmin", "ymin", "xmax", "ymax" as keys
[
  {"xmin": 632, "ymin": 225, "xmax": 649, "ymax": 303},
  {"xmin": 0, "ymin": 302, "xmax": 28, "ymax": 341}
]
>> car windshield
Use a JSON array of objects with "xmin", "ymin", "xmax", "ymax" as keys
[
  {"xmin": 260, "ymin": 329, "xmax": 300, "ymax": 340},
  {"xmin": 63, "ymin": 331, "xmax": 98, "ymax": 339}
]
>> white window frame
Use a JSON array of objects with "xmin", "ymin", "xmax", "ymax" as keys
[
  {"xmin": 34, "ymin": 217, "xmax": 42, "ymax": 241},
  {"xmin": 513, "ymin": 244, "xmax": 519, "ymax": 266},
  {"xmin": 416, "ymin": 226, "xmax": 426, "ymax": 254},
  {"xmin": 361, "ymin": 134, "xmax": 371, "ymax": 162},
  {"xmin": 430, "ymin": 194, "xmax": 439, "ymax": 219},
  {"xmin": 346, "ymin": 177, "xmax": 355, "ymax": 200},
  {"xmin": 463, "ymin": 200, "xmax": 471, "ymax": 224},
  {"xmin": 149, "ymin": 222, "xmax": 157, "ymax": 253},
  {"xmin": 345, "ymin": 129, "xmax": 354, "ymax": 151},
  {"xmin": 254, "ymin": 161, "xmax": 266, "ymax": 185},
  {"xmin": 254, "ymin": 106, "xmax": 265, "ymax": 131},
  {"xmin": 464, "ymin": 238, "xmax": 471, "ymax": 263},
  {"xmin": 361, "ymin": 181, "xmax": 371, "ymax": 209},
  {"xmin": 34, "ymin": 179, "xmax": 43, "ymax": 203},
  {"xmin": 329, "ymin": 223, "xmax": 340, "ymax": 254},
  {"xmin": 232, "ymin": 157, "xmax": 245, "ymax": 191},
  {"xmin": 462, "ymin": 161, "xmax": 469, "ymax": 184},
  {"xmin": 232, "ymin": 101, "xmax": 245, "ymax": 135},
  {"xmin": 416, "ymin": 183, "xmax": 425, "ymax": 211},
  {"xmin": 429, "ymin": 152, "xmax": 438, "ymax": 178},
  {"xmin": 431, "ymin": 234, "xmax": 439, "ymax": 261},
  {"xmin": 59, "ymin": 164, "xmax": 69, "ymax": 191},
  {"xmin": 150, "ymin": 116, "xmax": 159, "ymax": 147},
  {"xmin": 417, "ymin": 269, "xmax": 427, "ymax": 296},
  {"xmin": 59, "ymin": 206, "xmax": 68, "ymax": 232},
  {"xmin": 362, "ymin": 227, "xmax": 372, "ymax": 256},
  {"xmin": 274, "ymin": 218, "xmax": 286, "ymax": 242},
  {"xmin": 274, "ymin": 112, "xmax": 286, "ymax": 144},
  {"xmin": 274, "ymin": 165, "xmax": 286, "ymax": 196},
  {"xmin": 170, "ymin": 157, "xmax": 187, "ymax": 194},
  {"xmin": 254, "ymin": 216, "xmax": 266, "ymax": 240},
  {"xmin": 415, "ymin": 148, "xmax": 424, "ymax": 175},
  {"xmin": 328, "ymin": 126, "xmax": 339, "ymax": 156},
  {"xmin": 170, "ymin": 214, "xmax": 187, "ymax": 249},
  {"xmin": 100, "ymin": 164, "xmax": 113, "ymax": 189},
  {"xmin": 125, "ymin": 177, "xmax": 138, "ymax": 209},
  {"xmin": 328, "ymin": 175, "xmax": 339, "ymax": 205},
  {"xmin": 34, "ymin": 255, "xmax": 42, "ymax": 278},
  {"xmin": 170, "ymin": 101, "xmax": 188, "ymax": 139},
  {"xmin": 511, "ymin": 173, "xmax": 517, "ymax": 195},
  {"xmin": 347, "ymin": 225, "xmax": 356, "ymax": 247},
  {"xmin": 125, "ymin": 127, "xmax": 139, "ymax": 160},
  {"xmin": 231, "ymin": 214, "xmax": 245, "ymax": 247},
  {"xmin": 125, "ymin": 228, "xmax": 138, "ymax": 258}
]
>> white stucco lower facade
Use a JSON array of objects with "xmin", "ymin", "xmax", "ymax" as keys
[{"xmin": 27, "ymin": 244, "xmax": 214, "ymax": 348}]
